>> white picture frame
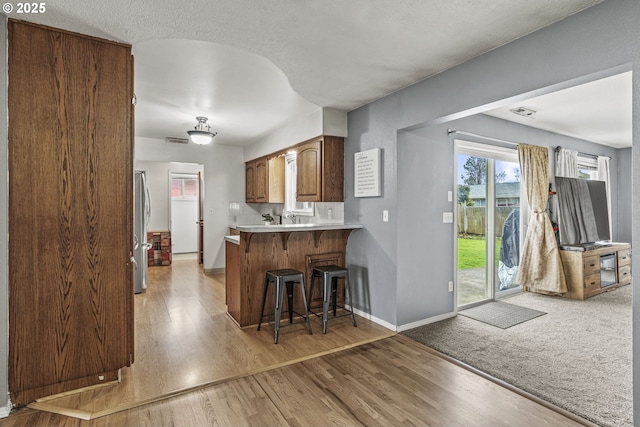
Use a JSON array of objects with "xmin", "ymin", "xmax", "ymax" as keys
[{"xmin": 354, "ymin": 148, "xmax": 382, "ymax": 197}]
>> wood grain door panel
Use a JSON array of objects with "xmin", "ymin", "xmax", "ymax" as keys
[
  {"xmin": 8, "ymin": 21, "xmax": 133, "ymax": 405},
  {"xmin": 296, "ymin": 140, "xmax": 322, "ymax": 201}
]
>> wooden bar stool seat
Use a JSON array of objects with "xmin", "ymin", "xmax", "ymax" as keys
[
  {"xmin": 257, "ymin": 268, "xmax": 313, "ymax": 344},
  {"xmin": 309, "ymin": 265, "xmax": 358, "ymax": 334}
]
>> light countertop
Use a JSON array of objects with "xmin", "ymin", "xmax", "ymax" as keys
[
  {"xmin": 231, "ymin": 223, "xmax": 363, "ymax": 233},
  {"xmin": 224, "ymin": 235, "xmax": 240, "ymax": 245}
]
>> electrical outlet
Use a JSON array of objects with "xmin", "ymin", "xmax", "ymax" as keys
[{"xmin": 448, "ymin": 281, "xmax": 454, "ymax": 292}]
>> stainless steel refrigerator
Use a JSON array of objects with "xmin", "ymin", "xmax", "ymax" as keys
[{"xmin": 134, "ymin": 170, "xmax": 151, "ymax": 294}]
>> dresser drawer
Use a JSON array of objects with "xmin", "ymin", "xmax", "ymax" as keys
[
  {"xmin": 618, "ymin": 249, "xmax": 631, "ymax": 267},
  {"xmin": 583, "ymin": 272, "xmax": 601, "ymax": 292},
  {"xmin": 583, "ymin": 256, "xmax": 600, "ymax": 276},
  {"xmin": 618, "ymin": 265, "xmax": 631, "ymax": 285}
]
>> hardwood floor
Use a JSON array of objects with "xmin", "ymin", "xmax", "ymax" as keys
[
  {"xmin": 1, "ymin": 336, "xmax": 584, "ymax": 426},
  {"xmin": 0, "ymin": 260, "xmax": 586, "ymax": 426},
  {"xmin": 19, "ymin": 259, "xmax": 394, "ymax": 419}
]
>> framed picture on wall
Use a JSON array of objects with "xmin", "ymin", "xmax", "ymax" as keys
[{"xmin": 354, "ymin": 148, "xmax": 382, "ymax": 197}]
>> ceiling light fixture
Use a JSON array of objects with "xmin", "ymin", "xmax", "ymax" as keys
[
  {"xmin": 510, "ymin": 107, "xmax": 537, "ymax": 119},
  {"xmin": 187, "ymin": 116, "xmax": 217, "ymax": 145}
]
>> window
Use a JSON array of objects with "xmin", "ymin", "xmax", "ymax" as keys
[
  {"xmin": 171, "ymin": 175, "xmax": 198, "ymax": 200},
  {"xmin": 577, "ymin": 155, "xmax": 598, "ymax": 180},
  {"xmin": 284, "ymin": 152, "xmax": 314, "ymax": 216}
]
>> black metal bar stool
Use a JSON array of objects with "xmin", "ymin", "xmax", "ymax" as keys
[
  {"xmin": 257, "ymin": 268, "xmax": 313, "ymax": 344},
  {"xmin": 308, "ymin": 265, "xmax": 358, "ymax": 334}
]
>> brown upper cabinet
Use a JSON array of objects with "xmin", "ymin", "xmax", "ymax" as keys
[
  {"xmin": 245, "ymin": 135, "xmax": 344, "ymax": 204},
  {"xmin": 245, "ymin": 155, "xmax": 284, "ymax": 203},
  {"xmin": 296, "ymin": 136, "xmax": 344, "ymax": 202}
]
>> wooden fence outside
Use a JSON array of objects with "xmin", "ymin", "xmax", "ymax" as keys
[{"xmin": 457, "ymin": 205, "xmax": 518, "ymax": 237}]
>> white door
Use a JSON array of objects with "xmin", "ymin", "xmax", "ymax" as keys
[{"xmin": 170, "ymin": 173, "xmax": 199, "ymax": 254}]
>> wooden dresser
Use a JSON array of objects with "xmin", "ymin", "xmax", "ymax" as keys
[{"xmin": 559, "ymin": 243, "xmax": 631, "ymax": 300}]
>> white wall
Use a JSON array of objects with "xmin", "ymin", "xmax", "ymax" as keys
[
  {"xmin": 135, "ymin": 161, "xmax": 203, "ymax": 254},
  {"xmin": 243, "ymin": 107, "xmax": 348, "ymax": 161},
  {"xmin": 135, "ymin": 137, "xmax": 244, "ymax": 269}
]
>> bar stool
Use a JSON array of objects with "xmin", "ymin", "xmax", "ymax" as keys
[
  {"xmin": 257, "ymin": 269, "xmax": 313, "ymax": 344},
  {"xmin": 308, "ymin": 265, "xmax": 358, "ymax": 334}
]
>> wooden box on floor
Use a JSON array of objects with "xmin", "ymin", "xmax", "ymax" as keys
[{"xmin": 148, "ymin": 231, "xmax": 172, "ymax": 266}]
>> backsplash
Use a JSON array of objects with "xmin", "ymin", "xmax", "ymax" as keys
[{"xmin": 229, "ymin": 202, "xmax": 344, "ymax": 226}]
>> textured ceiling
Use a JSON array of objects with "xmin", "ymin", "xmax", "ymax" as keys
[{"xmin": 13, "ymin": 0, "xmax": 604, "ymax": 145}]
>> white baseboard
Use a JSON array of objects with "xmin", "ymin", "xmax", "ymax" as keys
[
  {"xmin": 350, "ymin": 307, "xmax": 396, "ymax": 331},
  {"xmin": 396, "ymin": 311, "xmax": 456, "ymax": 332},
  {"xmin": 349, "ymin": 307, "xmax": 456, "ymax": 333},
  {"xmin": 0, "ymin": 401, "xmax": 11, "ymax": 418}
]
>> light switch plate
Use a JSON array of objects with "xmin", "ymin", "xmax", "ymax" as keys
[
  {"xmin": 383, "ymin": 210, "xmax": 389, "ymax": 222},
  {"xmin": 443, "ymin": 212, "xmax": 453, "ymax": 223},
  {"xmin": 447, "ymin": 191, "xmax": 453, "ymax": 202}
]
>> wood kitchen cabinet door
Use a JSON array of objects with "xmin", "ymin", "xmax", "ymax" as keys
[
  {"xmin": 296, "ymin": 139, "xmax": 323, "ymax": 201},
  {"xmin": 245, "ymin": 161, "xmax": 256, "ymax": 202},
  {"xmin": 8, "ymin": 21, "xmax": 134, "ymax": 405},
  {"xmin": 296, "ymin": 136, "xmax": 344, "ymax": 202},
  {"xmin": 254, "ymin": 157, "xmax": 268, "ymax": 202},
  {"xmin": 305, "ymin": 252, "xmax": 346, "ymax": 310}
]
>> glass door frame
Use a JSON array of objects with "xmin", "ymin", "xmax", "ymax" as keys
[{"xmin": 454, "ymin": 139, "xmax": 526, "ymax": 310}]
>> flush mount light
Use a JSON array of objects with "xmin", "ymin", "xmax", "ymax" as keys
[
  {"xmin": 510, "ymin": 107, "xmax": 537, "ymax": 119},
  {"xmin": 187, "ymin": 116, "xmax": 217, "ymax": 145}
]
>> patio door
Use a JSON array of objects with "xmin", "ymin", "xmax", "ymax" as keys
[{"xmin": 455, "ymin": 140, "xmax": 523, "ymax": 309}]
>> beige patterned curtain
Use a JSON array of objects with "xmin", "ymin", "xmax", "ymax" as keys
[{"xmin": 516, "ymin": 144, "xmax": 567, "ymax": 293}]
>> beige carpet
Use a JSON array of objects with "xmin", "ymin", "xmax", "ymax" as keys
[{"xmin": 402, "ymin": 285, "xmax": 632, "ymax": 427}]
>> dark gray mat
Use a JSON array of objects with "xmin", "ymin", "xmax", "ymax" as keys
[{"xmin": 459, "ymin": 301, "xmax": 545, "ymax": 329}]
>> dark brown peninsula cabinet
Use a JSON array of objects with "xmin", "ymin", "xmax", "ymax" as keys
[{"xmin": 8, "ymin": 20, "xmax": 134, "ymax": 405}]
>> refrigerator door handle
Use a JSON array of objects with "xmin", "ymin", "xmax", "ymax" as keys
[
  {"xmin": 141, "ymin": 171, "xmax": 151, "ymax": 229},
  {"xmin": 134, "ymin": 233, "xmax": 139, "ymax": 250},
  {"xmin": 130, "ymin": 256, "xmax": 138, "ymax": 269}
]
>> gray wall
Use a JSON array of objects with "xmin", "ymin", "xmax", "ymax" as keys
[
  {"xmin": 618, "ymin": 147, "xmax": 633, "ymax": 241},
  {"xmin": 395, "ymin": 113, "xmax": 628, "ymax": 325},
  {"xmin": 344, "ymin": 0, "xmax": 640, "ymax": 421}
]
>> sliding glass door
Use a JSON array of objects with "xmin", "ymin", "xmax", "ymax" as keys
[{"xmin": 455, "ymin": 141, "xmax": 523, "ymax": 309}]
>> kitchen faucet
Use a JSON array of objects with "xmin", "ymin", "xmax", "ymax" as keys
[{"xmin": 283, "ymin": 212, "xmax": 296, "ymax": 224}]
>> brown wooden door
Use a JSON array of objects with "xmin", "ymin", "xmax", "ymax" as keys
[
  {"xmin": 296, "ymin": 139, "xmax": 323, "ymax": 202},
  {"xmin": 8, "ymin": 21, "xmax": 134, "ymax": 405},
  {"xmin": 198, "ymin": 171, "xmax": 204, "ymax": 264}
]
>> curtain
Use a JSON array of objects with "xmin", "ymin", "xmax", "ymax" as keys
[
  {"xmin": 516, "ymin": 144, "xmax": 567, "ymax": 293},
  {"xmin": 597, "ymin": 156, "xmax": 612, "ymax": 240},
  {"xmin": 555, "ymin": 177, "xmax": 599, "ymax": 244},
  {"xmin": 555, "ymin": 148, "xmax": 578, "ymax": 177}
]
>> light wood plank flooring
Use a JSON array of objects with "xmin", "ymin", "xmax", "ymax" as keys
[
  {"xmin": 1, "ymin": 335, "xmax": 584, "ymax": 426},
  {"xmin": 20, "ymin": 259, "xmax": 394, "ymax": 419},
  {"xmin": 0, "ymin": 260, "xmax": 587, "ymax": 426}
]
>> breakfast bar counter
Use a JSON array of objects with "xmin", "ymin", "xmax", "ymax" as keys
[{"xmin": 225, "ymin": 224, "xmax": 362, "ymax": 327}]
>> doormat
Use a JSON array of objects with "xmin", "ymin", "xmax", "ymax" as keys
[{"xmin": 459, "ymin": 301, "xmax": 546, "ymax": 329}]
